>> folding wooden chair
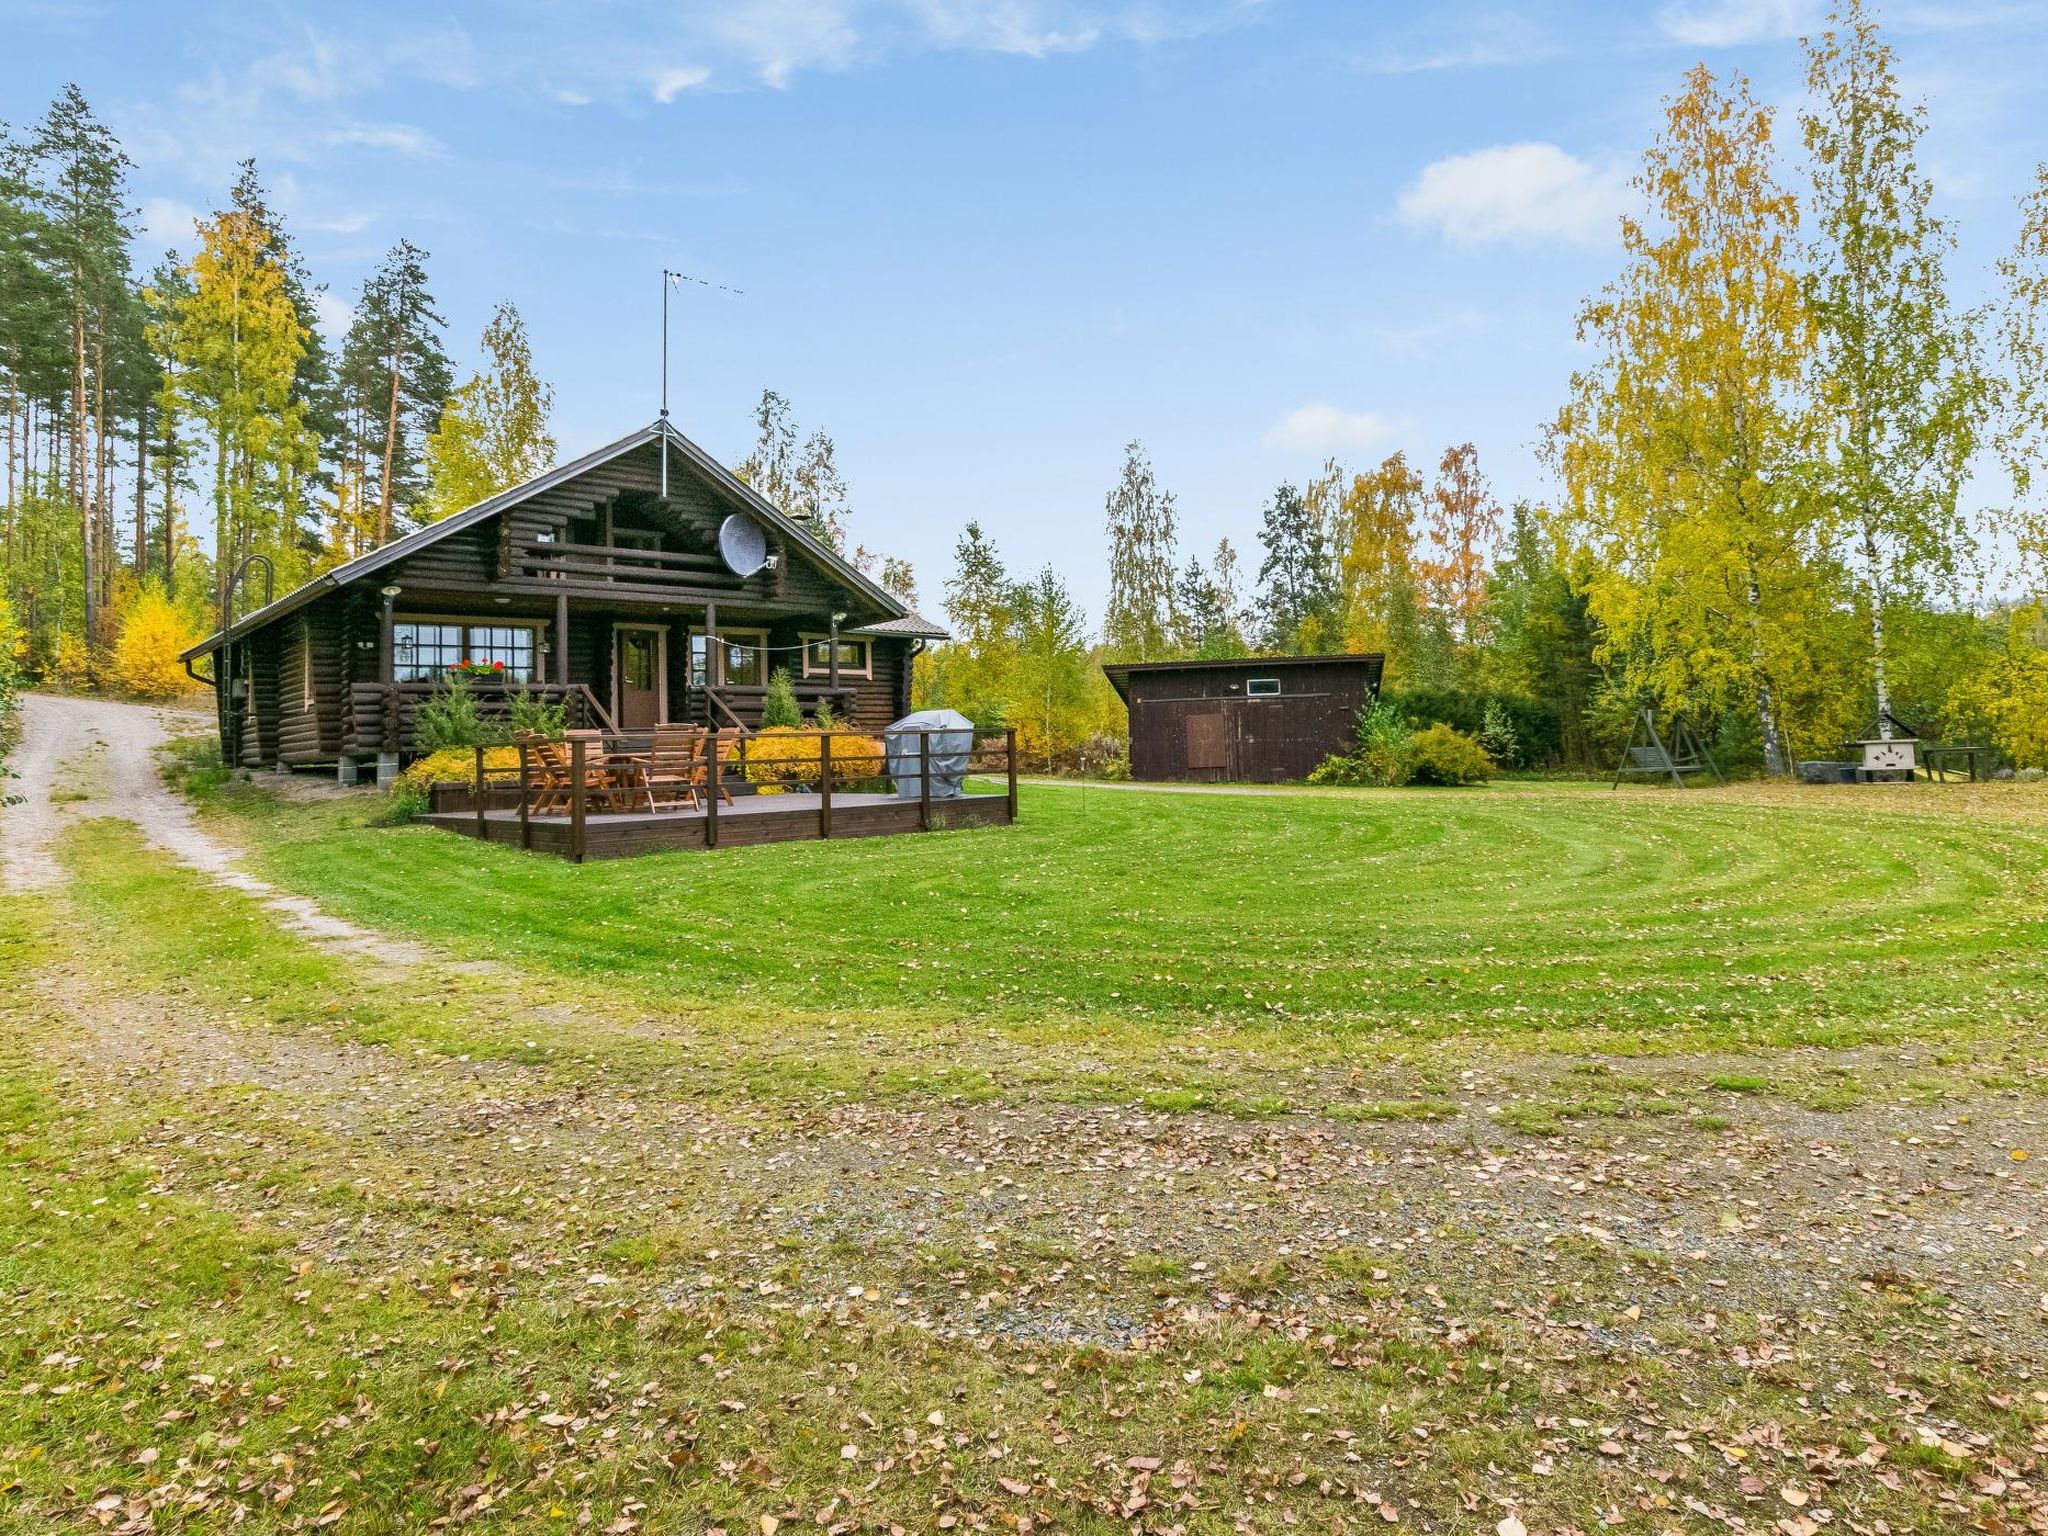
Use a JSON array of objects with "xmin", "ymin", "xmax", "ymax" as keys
[
  {"xmin": 516, "ymin": 733, "xmax": 574, "ymax": 816},
  {"xmin": 625, "ymin": 723, "xmax": 706, "ymax": 812}
]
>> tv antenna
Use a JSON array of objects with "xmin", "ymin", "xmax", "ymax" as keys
[{"xmin": 661, "ymin": 268, "xmax": 745, "ymax": 495}]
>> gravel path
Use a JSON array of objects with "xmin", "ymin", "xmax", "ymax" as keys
[{"xmin": 0, "ymin": 691, "xmax": 423, "ymax": 963}]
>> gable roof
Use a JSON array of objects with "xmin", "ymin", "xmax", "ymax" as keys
[{"xmin": 182, "ymin": 418, "xmax": 923, "ymax": 660}]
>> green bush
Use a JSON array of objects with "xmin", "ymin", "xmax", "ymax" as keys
[
  {"xmin": 1354, "ymin": 699, "xmax": 1413, "ymax": 787},
  {"xmin": 413, "ymin": 674, "xmax": 495, "ymax": 752},
  {"xmin": 1306, "ymin": 752, "xmax": 1373, "ymax": 786},
  {"xmin": 810, "ymin": 694, "xmax": 839, "ymax": 730},
  {"xmin": 1385, "ymin": 687, "xmax": 1560, "ymax": 767},
  {"xmin": 506, "ymin": 686, "xmax": 567, "ymax": 739},
  {"xmin": 762, "ymin": 667, "xmax": 802, "ymax": 729},
  {"xmin": 1479, "ymin": 699, "xmax": 1521, "ymax": 768},
  {"xmin": 1406, "ymin": 723, "xmax": 1496, "ymax": 786},
  {"xmin": 382, "ymin": 779, "xmax": 432, "ymax": 823}
]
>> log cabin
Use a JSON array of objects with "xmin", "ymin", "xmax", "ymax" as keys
[{"xmin": 180, "ymin": 418, "xmax": 947, "ymax": 785}]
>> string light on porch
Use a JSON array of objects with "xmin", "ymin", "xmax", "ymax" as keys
[{"xmin": 660, "ymin": 268, "xmax": 745, "ymax": 497}]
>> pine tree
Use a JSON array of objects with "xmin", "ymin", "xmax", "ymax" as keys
[
  {"xmin": 31, "ymin": 85, "xmax": 135, "ymax": 644},
  {"xmin": 347, "ymin": 239, "xmax": 451, "ymax": 544},
  {"xmin": 421, "ymin": 301, "xmax": 557, "ymax": 520},
  {"xmin": 1804, "ymin": 0, "xmax": 1987, "ymax": 735},
  {"xmin": 1255, "ymin": 480, "xmax": 1337, "ymax": 653},
  {"xmin": 141, "ymin": 253, "xmax": 196, "ymax": 586}
]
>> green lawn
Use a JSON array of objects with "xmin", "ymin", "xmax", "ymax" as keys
[
  {"xmin": 195, "ymin": 769, "xmax": 2048, "ymax": 1050},
  {"xmin": 6, "ymin": 762, "xmax": 2048, "ymax": 1533}
]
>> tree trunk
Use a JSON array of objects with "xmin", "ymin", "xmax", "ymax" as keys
[
  {"xmin": 379, "ymin": 295, "xmax": 406, "ymax": 546},
  {"xmin": 134, "ymin": 398, "xmax": 148, "ymax": 580},
  {"xmin": 160, "ymin": 397, "xmax": 176, "ymax": 583},
  {"xmin": 93, "ymin": 338, "xmax": 108, "ymax": 626},
  {"xmin": 1863, "ymin": 525, "xmax": 1892, "ymax": 739},
  {"xmin": 74, "ymin": 293, "xmax": 93, "ymax": 644},
  {"xmin": 1745, "ymin": 568, "xmax": 1788, "ymax": 777}
]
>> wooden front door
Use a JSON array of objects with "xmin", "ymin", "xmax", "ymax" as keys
[{"xmin": 614, "ymin": 626, "xmax": 666, "ymax": 730}]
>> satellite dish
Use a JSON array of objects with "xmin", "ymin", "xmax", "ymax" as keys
[{"xmin": 718, "ymin": 513, "xmax": 768, "ymax": 577}]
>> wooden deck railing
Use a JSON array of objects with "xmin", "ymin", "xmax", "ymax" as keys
[
  {"xmin": 352, "ymin": 680, "xmax": 614, "ymax": 754},
  {"xmin": 461, "ymin": 726, "xmax": 1020, "ymax": 861}
]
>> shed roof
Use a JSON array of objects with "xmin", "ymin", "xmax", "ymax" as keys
[{"xmin": 181, "ymin": 418, "xmax": 920, "ymax": 661}]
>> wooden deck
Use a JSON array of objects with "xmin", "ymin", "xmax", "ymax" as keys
[{"xmin": 419, "ymin": 789, "xmax": 1014, "ymax": 859}]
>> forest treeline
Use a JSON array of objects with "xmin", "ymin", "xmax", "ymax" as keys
[
  {"xmin": 0, "ymin": 84, "xmax": 563, "ymax": 698},
  {"xmin": 923, "ymin": 2, "xmax": 2048, "ymax": 775},
  {"xmin": 5, "ymin": 1, "xmax": 2047, "ymax": 776}
]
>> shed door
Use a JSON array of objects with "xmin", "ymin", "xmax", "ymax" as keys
[{"xmin": 1185, "ymin": 710, "xmax": 1228, "ymax": 772}]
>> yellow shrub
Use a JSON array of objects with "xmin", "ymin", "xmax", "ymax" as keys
[
  {"xmin": 741, "ymin": 728, "xmax": 886, "ymax": 795},
  {"xmin": 400, "ymin": 745, "xmax": 522, "ymax": 793},
  {"xmin": 112, "ymin": 584, "xmax": 201, "ymax": 700},
  {"xmin": 1944, "ymin": 608, "xmax": 2048, "ymax": 770},
  {"xmin": 52, "ymin": 633, "xmax": 93, "ymax": 691}
]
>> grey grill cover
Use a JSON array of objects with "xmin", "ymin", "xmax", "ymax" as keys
[{"xmin": 884, "ymin": 709, "xmax": 975, "ymax": 799}]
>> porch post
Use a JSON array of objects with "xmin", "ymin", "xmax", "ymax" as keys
[
  {"xmin": 378, "ymin": 587, "xmax": 398, "ymax": 682},
  {"xmin": 569, "ymin": 737, "xmax": 588, "ymax": 863},
  {"xmin": 703, "ymin": 600, "xmax": 718, "ymax": 724},
  {"xmin": 828, "ymin": 612, "xmax": 840, "ymax": 694},
  {"xmin": 376, "ymin": 584, "xmax": 401, "ymax": 787},
  {"xmin": 918, "ymin": 731, "xmax": 932, "ymax": 832},
  {"xmin": 818, "ymin": 732, "xmax": 833, "ymax": 840},
  {"xmin": 554, "ymin": 590, "xmax": 569, "ymax": 686}
]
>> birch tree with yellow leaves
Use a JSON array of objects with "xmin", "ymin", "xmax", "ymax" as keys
[
  {"xmin": 1802, "ymin": 0, "xmax": 1987, "ymax": 738},
  {"xmin": 151, "ymin": 208, "xmax": 316, "ymax": 613},
  {"xmin": 1999, "ymin": 165, "xmax": 2048, "ymax": 588},
  {"xmin": 1548, "ymin": 64, "xmax": 1819, "ymax": 776}
]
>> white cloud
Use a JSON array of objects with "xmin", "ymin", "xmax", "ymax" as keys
[
  {"xmin": 137, "ymin": 196, "xmax": 202, "ymax": 250},
  {"xmin": 326, "ymin": 122, "xmax": 445, "ymax": 158},
  {"xmin": 312, "ymin": 290, "xmax": 355, "ymax": 341},
  {"xmin": 651, "ymin": 65, "xmax": 712, "ymax": 102},
  {"xmin": 709, "ymin": 0, "xmax": 864, "ymax": 86},
  {"xmin": 1396, "ymin": 142, "xmax": 1628, "ymax": 249},
  {"xmin": 905, "ymin": 0, "xmax": 1103, "ymax": 56},
  {"xmin": 1262, "ymin": 405, "xmax": 1399, "ymax": 455},
  {"xmin": 1656, "ymin": 0, "xmax": 1816, "ymax": 46}
]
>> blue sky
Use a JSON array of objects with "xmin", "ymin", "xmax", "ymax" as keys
[{"xmin": 6, "ymin": 0, "xmax": 2048, "ymax": 620}]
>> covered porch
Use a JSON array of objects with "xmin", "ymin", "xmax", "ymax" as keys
[{"xmin": 348, "ymin": 585, "xmax": 914, "ymax": 778}]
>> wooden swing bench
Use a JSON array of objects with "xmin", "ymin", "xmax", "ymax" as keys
[{"xmin": 1612, "ymin": 710, "xmax": 1723, "ymax": 789}]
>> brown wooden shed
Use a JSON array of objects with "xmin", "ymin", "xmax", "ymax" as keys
[{"xmin": 1102, "ymin": 654, "xmax": 1385, "ymax": 783}]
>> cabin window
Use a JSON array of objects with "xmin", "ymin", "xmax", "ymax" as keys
[
  {"xmin": 687, "ymin": 628, "xmax": 769, "ymax": 688},
  {"xmin": 393, "ymin": 620, "xmax": 539, "ymax": 683},
  {"xmin": 1246, "ymin": 677, "xmax": 1282, "ymax": 697},
  {"xmin": 800, "ymin": 635, "xmax": 872, "ymax": 679}
]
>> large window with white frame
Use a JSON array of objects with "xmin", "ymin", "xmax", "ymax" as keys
[
  {"xmin": 393, "ymin": 620, "xmax": 540, "ymax": 683},
  {"xmin": 800, "ymin": 634, "xmax": 872, "ymax": 679},
  {"xmin": 687, "ymin": 628, "xmax": 770, "ymax": 688}
]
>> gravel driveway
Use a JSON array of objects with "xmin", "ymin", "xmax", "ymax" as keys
[{"xmin": 0, "ymin": 691, "xmax": 417, "ymax": 960}]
